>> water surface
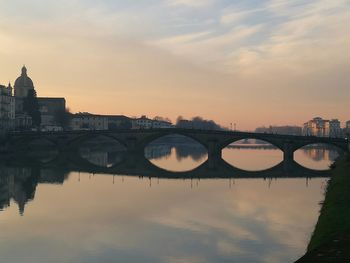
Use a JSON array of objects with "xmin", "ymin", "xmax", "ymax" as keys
[{"xmin": 0, "ymin": 143, "xmax": 338, "ymax": 263}]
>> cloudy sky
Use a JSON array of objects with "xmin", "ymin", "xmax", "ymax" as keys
[{"xmin": 0, "ymin": 0, "xmax": 349, "ymax": 129}]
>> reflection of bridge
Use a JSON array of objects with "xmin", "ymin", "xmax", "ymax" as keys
[
  {"xmin": 2, "ymin": 148, "xmax": 333, "ymax": 179},
  {"xmin": 0, "ymin": 157, "xmax": 331, "ymax": 216},
  {"xmin": 4, "ymin": 129, "xmax": 349, "ymax": 170}
]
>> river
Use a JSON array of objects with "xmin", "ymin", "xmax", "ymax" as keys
[{"xmin": 0, "ymin": 136, "xmax": 341, "ymax": 263}]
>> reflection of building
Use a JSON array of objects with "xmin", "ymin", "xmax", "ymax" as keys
[
  {"xmin": 145, "ymin": 145, "xmax": 172, "ymax": 159},
  {"xmin": 80, "ymin": 150, "xmax": 108, "ymax": 167},
  {"xmin": 0, "ymin": 83, "xmax": 15, "ymax": 131},
  {"xmin": 70, "ymin": 113, "xmax": 108, "ymax": 130},
  {"xmin": 0, "ymin": 166, "xmax": 68, "ymax": 215},
  {"xmin": 302, "ymin": 147, "xmax": 339, "ymax": 162},
  {"xmin": 132, "ymin": 116, "xmax": 173, "ymax": 129},
  {"xmin": 0, "ymin": 167, "xmax": 35, "ymax": 215},
  {"xmin": 303, "ymin": 117, "xmax": 343, "ymax": 138}
]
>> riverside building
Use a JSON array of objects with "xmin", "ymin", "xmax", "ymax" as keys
[{"xmin": 0, "ymin": 83, "xmax": 15, "ymax": 131}]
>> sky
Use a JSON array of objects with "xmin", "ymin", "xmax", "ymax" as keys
[{"xmin": 0, "ymin": 0, "xmax": 349, "ymax": 130}]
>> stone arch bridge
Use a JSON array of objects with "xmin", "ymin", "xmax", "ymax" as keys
[{"xmin": 3, "ymin": 128, "xmax": 349, "ymax": 171}]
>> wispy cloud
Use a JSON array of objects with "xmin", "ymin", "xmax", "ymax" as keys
[
  {"xmin": 0, "ymin": 0, "xmax": 349, "ymax": 127},
  {"xmin": 168, "ymin": 0, "xmax": 214, "ymax": 7}
]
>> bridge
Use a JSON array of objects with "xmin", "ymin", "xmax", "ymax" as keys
[{"xmin": 2, "ymin": 128, "xmax": 348, "ymax": 174}]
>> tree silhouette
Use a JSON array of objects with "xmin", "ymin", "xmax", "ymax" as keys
[{"xmin": 23, "ymin": 89, "xmax": 41, "ymax": 127}]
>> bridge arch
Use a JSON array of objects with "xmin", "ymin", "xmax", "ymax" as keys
[
  {"xmin": 138, "ymin": 131, "xmax": 209, "ymax": 150},
  {"xmin": 143, "ymin": 133, "xmax": 208, "ymax": 172},
  {"xmin": 67, "ymin": 133, "xmax": 128, "ymax": 151}
]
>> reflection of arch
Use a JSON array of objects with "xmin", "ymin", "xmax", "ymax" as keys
[
  {"xmin": 143, "ymin": 157, "xmax": 208, "ymax": 174},
  {"xmin": 220, "ymin": 136, "xmax": 283, "ymax": 151},
  {"xmin": 220, "ymin": 157, "xmax": 284, "ymax": 173}
]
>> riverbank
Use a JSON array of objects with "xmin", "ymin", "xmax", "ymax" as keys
[{"xmin": 296, "ymin": 155, "xmax": 350, "ymax": 262}]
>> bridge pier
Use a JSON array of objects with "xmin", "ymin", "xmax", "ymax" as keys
[
  {"xmin": 207, "ymin": 140, "xmax": 222, "ymax": 170},
  {"xmin": 125, "ymin": 137, "xmax": 145, "ymax": 168},
  {"xmin": 283, "ymin": 142, "xmax": 295, "ymax": 172}
]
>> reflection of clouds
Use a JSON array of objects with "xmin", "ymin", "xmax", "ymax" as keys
[
  {"xmin": 0, "ymin": 173, "xmax": 325, "ymax": 263},
  {"xmin": 222, "ymin": 148, "xmax": 283, "ymax": 171}
]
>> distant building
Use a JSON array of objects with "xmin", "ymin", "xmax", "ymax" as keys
[
  {"xmin": 255, "ymin": 125, "xmax": 302, "ymax": 135},
  {"xmin": 70, "ymin": 113, "xmax": 108, "ymax": 130},
  {"xmin": 303, "ymin": 117, "xmax": 343, "ymax": 138},
  {"xmin": 12, "ymin": 66, "xmax": 67, "ymax": 130},
  {"xmin": 38, "ymin": 98, "xmax": 66, "ymax": 130},
  {"xmin": 303, "ymin": 117, "xmax": 326, "ymax": 137},
  {"xmin": 132, "ymin": 115, "xmax": 173, "ymax": 129},
  {"xmin": 346, "ymin": 121, "xmax": 350, "ymax": 129},
  {"xmin": 106, "ymin": 115, "xmax": 132, "ymax": 130},
  {"xmin": 328, "ymin": 119, "xmax": 342, "ymax": 138},
  {"xmin": 344, "ymin": 121, "xmax": 350, "ymax": 136},
  {"xmin": 14, "ymin": 66, "xmax": 35, "ymax": 115},
  {"xmin": 14, "ymin": 114, "xmax": 32, "ymax": 130},
  {"xmin": 0, "ymin": 83, "xmax": 15, "ymax": 131}
]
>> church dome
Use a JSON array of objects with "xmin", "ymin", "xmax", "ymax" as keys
[{"xmin": 14, "ymin": 66, "xmax": 34, "ymax": 89}]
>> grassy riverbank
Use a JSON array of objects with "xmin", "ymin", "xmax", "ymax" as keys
[{"xmin": 296, "ymin": 155, "xmax": 350, "ymax": 262}]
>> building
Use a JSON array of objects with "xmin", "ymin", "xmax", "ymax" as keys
[
  {"xmin": 70, "ymin": 113, "xmax": 108, "ymax": 131},
  {"xmin": 346, "ymin": 121, "xmax": 350, "ymax": 129},
  {"xmin": 344, "ymin": 121, "xmax": 350, "ymax": 136},
  {"xmin": 38, "ymin": 98, "xmax": 66, "ymax": 131},
  {"xmin": 14, "ymin": 114, "xmax": 32, "ymax": 130},
  {"xmin": 328, "ymin": 119, "xmax": 342, "ymax": 138},
  {"xmin": 14, "ymin": 66, "xmax": 35, "ymax": 115},
  {"xmin": 255, "ymin": 125, "xmax": 302, "ymax": 135},
  {"xmin": 0, "ymin": 83, "xmax": 15, "ymax": 131},
  {"xmin": 303, "ymin": 117, "xmax": 343, "ymax": 138},
  {"xmin": 303, "ymin": 117, "xmax": 326, "ymax": 137},
  {"xmin": 13, "ymin": 66, "xmax": 66, "ymax": 130},
  {"xmin": 106, "ymin": 115, "xmax": 132, "ymax": 130},
  {"xmin": 132, "ymin": 115, "xmax": 173, "ymax": 129}
]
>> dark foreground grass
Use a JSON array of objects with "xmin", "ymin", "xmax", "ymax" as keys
[{"xmin": 296, "ymin": 155, "xmax": 350, "ymax": 263}]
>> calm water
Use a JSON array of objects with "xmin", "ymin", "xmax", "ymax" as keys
[{"xmin": 0, "ymin": 139, "xmax": 340, "ymax": 263}]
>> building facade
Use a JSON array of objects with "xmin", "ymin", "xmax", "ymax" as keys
[
  {"xmin": 303, "ymin": 117, "xmax": 343, "ymax": 138},
  {"xmin": 70, "ymin": 113, "xmax": 108, "ymax": 131},
  {"xmin": 38, "ymin": 98, "xmax": 66, "ymax": 131},
  {"xmin": 106, "ymin": 115, "xmax": 132, "ymax": 130},
  {"xmin": 12, "ymin": 66, "xmax": 67, "ymax": 130},
  {"xmin": 328, "ymin": 119, "xmax": 342, "ymax": 138},
  {"xmin": 132, "ymin": 116, "xmax": 172, "ymax": 129},
  {"xmin": 0, "ymin": 84, "xmax": 15, "ymax": 131}
]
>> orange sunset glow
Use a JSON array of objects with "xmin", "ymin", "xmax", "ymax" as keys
[{"xmin": 1, "ymin": 0, "xmax": 350, "ymax": 129}]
